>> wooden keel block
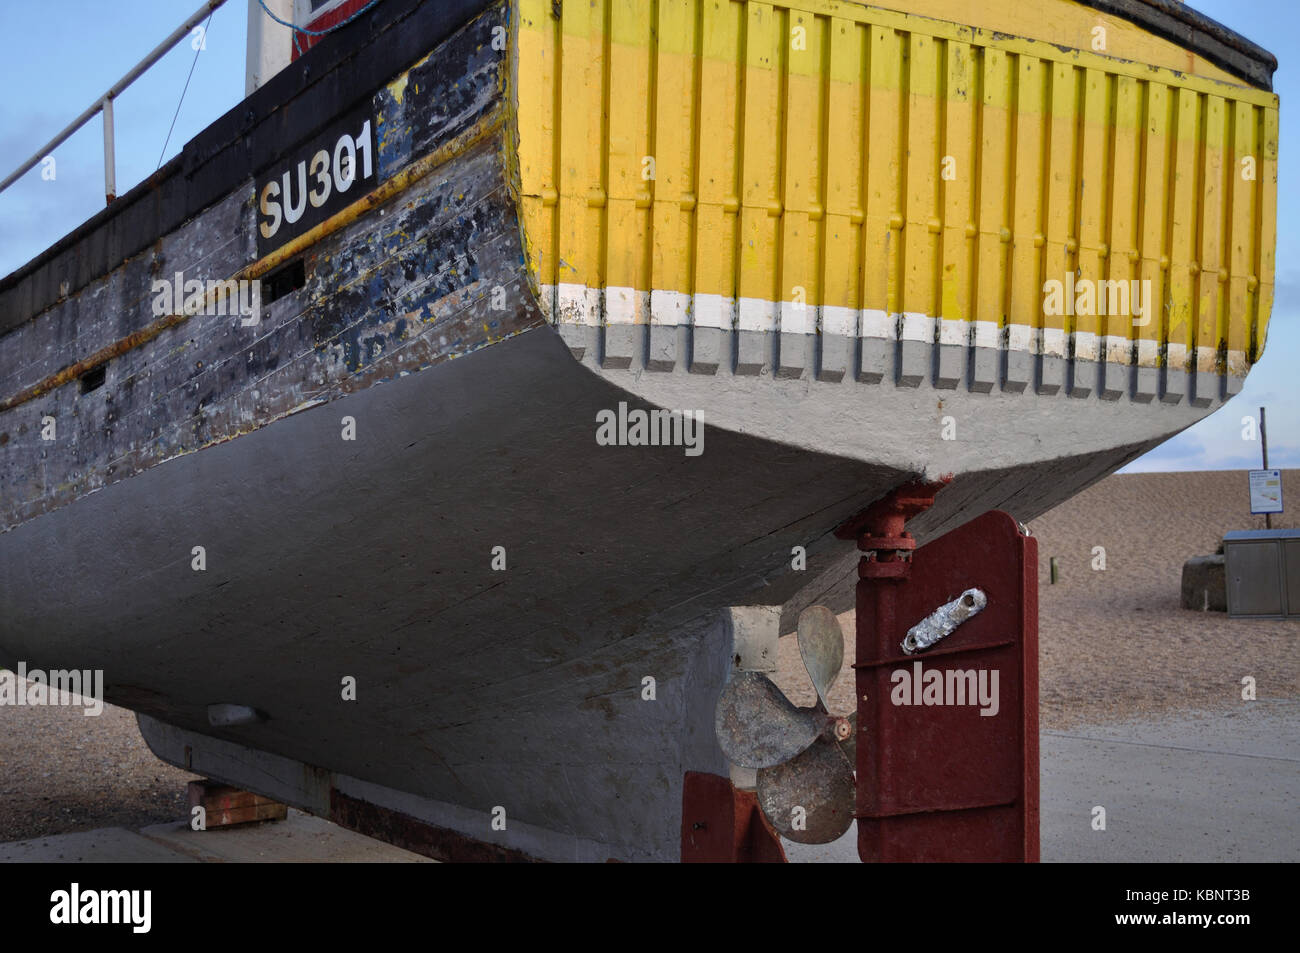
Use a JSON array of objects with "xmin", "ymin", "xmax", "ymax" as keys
[{"xmin": 188, "ymin": 780, "xmax": 289, "ymax": 828}]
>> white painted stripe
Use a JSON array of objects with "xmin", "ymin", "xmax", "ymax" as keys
[
  {"xmin": 938, "ymin": 318, "xmax": 967, "ymax": 347},
  {"xmin": 605, "ymin": 285, "xmax": 639, "ymax": 326},
  {"xmin": 1007, "ymin": 324, "xmax": 1033, "ymax": 352},
  {"xmin": 649, "ymin": 288, "xmax": 684, "ymax": 326},
  {"xmin": 821, "ymin": 304, "xmax": 856, "ymax": 338},
  {"xmin": 738, "ymin": 296, "xmax": 777, "ymax": 333},
  {"xmin": 555, "ymin": 282, "xmax": 600, "ymax": 326},
  {"xmin": 779, "ymin": 301, "xmax": 815, "ymax": 336},
  {"xmin": 1042, "ymin": 327, "xmax": 1067, "ymax": 359},
  {"xmin": 691, "ymin": 293, "xmax": 733, "ymax": 331},
  {"xmin": 1102, "ymin": 334, "xmax": 1132, "ymax": 365},
  {"xmin": 972, "ymin": 320, "xmax": 999, "ymax": 350},
  {"xmin": 537, "ymin": 286, "xmax": 1219, "ymax": 374},
  {"xmin": 1072, "ymin": 331, "xmax": 1099, "ymax": 363},
  {"xmin": 861, "ymin": 308, "xmax": 891, "ymax": 339},
  {"xmin": 900, "ymin": 312, "xmax": 934, "ymax": 343}
]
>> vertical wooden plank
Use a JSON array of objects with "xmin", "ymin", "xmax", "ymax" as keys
[
  {"xmin": 860, "ymin": 22, "xmax": 901, "ymax": 383},
  {"xmin": 1135, "ymin": 81, "xmax": 1170, "ymax": 401},
  {"xmin": 974, "ymin": 46, "xmax": 1011, "ymax": 391},
  {"xmin": 1071, "ymin": 66, "xmax": 1108, "ymax": 394},
  {"xmin": 1100, "ymin": 72, "xmax": 1139, "ymax": 398},
  {"xmin": 1225, "ymin": 98, "xmax": 1255, "ymax": 386},
  {"xmin": 555, "ymin": 0, "xmax": 603, "ymax": 331},
  {"xmin": 602, "ymin": 0, "xmax": 653, "ymax": 366},
  {"xmin": 647, "ymin": 0, "xmax": 698, "ymax": 368},
  {"xmin": 1194, "ymin": 93, "xmax": 1225, "ymax": 403},
  {"xmin": 1039, "ymin": 61, "xmax": 1078, "ymax": 395},
  {"xmin": 690, "ymin": 0, "xmax": 741, "ymax": 373},
  {"xmin": 777, "ymin": 6, "xmax": 823, "ymax": 377},
  {"xmin": 937, "ymin": 37, "xmax": 973, "ymax": 389},
  {"xmin": 1166, "ymin": 87, "xmax": 1200, "ymax": 389},
  {"xmin": 514, "ymin": 1, "xmax": 560, "ymax": 296},
  {"xmin": 818, "ymin": 16, "xmax": 863, "ymax": 380},
  {"xmin": 1007, "ymin": 54, "xmax": 1044, "ymax": 391},
  {"xmin": 736, "ymin": 1, "xmax": 782, "ymax": 374},
  {"xmin": 1255, "ymin": 104, "xmax": 1279, "ymax": 365},
  {"xmin": 898, "ymin": 30, "xmax": 939, "ymax": 387}
]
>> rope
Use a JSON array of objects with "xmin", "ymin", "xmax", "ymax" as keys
[
  {"xmin": 257, "ymin": 0, "xmax": 383, "ymax": 56},
  {"xmin": 156, "ymin": 11, "xmax": 215, "ymax": 170}
]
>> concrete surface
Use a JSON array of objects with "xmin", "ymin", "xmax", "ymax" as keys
[
  {"xmin": 5, "ymin": 702, "xmax": 1294, "ymax": 862},
  {"xmin": 0, "ymin": 809, "xmax": 431, "ymax": 863},
  {"xmin": 784, "ymin": 700, "xmax": 1300, "ymax": 863}
]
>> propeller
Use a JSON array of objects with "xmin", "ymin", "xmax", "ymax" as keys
[{"xmin": 714, "ymin": 605, "xmax": 857, "ymax": 844}]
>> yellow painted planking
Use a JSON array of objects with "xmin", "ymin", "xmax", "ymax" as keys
[
  {"xmin": 864, "ymin": 23, "xmax": 902, "ymax": 317},
  {"xmin": 976, "ymin": 47, "xmax": 1011, "ymax": 329},
  {"xmin": 1197, "ymin": 94, "xmax": 1226, "ymax": 372},
  {"xmin": 1138, "ymin": 82, "xmax": 1170, "ymax": 358},
  {"xmin": 1256, "ymin": 106, "xmax": 1279, "ymax": 358},
  {"xmin": 1010, "ymin": 55, "xmax": 1046, "ymax": 340},
  {"xmin": 738, "ymin": 2, "xmax": 783, "ymax": 321},
  {"xmin": 694, "ymin": 0, "xmax": 744, "ymax": 328},
  {"xmin": 781, "ymin": 8, "xmax": 825, "ymax": 329},
  {"xmin": 823, "ymin": 17, "xmax": 865, "ymax": 330},
  {"xmin": 904, "ymin": 32, "xmax": 940, "ymax": 324},
  {"xmin": 1043, "ymin": 62, "xmax": 1078, "ymax": 349},
  {"xmin": 940, "ymin": 39, "xmax": 973, "ymax": 326},
  {"xmin": 1167, "ymin": 86, "xmax": 1200, "ymax": 369},
  {"xmin": 1106, "ymin": 74, "xmax": 1139, "ymax": 349},
  {"xmin": 510, "ymin": 0, "xmax": 1278, "ymax": 368}
]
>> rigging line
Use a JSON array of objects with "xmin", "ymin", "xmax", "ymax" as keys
[
  {"xmin": 156, "ymin": 11, "xmax": 215, "ymax": 170},
  {"xmin": 256, "ymin": 0, "xmax": 383, "ymax": 56}
]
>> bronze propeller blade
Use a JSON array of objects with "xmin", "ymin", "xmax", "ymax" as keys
[
  {"xmin": 756, "ymin": 735, "xmax": 856, "ymax": 844},
  {"xmin": 714, "ymin": 670, "xmax": 821, "ymax": 769},
  {"xmin": 797, "ymin": 605, "xmax": 844, "ymax": 713}
]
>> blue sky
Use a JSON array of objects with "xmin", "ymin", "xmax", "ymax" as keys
[{"xmin": 0, "ymin": 0, "xmax": 1293, "ymax": 471}]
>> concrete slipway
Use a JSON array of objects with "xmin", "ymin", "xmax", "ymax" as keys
[{"xmin": 3, "ymin": 701, "xmax": 1294, "ymax": 863}]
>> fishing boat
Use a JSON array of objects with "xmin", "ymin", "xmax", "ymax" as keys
[{"xmin": 0, "ymin": 0, "xmax": 1277, "ymax": 861}]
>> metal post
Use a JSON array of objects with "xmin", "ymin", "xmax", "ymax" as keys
[
  {"xmin": 0, "ymin": 0, "xmax": 228, "ymax": 198},
  {"xmin": 102, "ymin": 97, "xmax": 116, "ymax": 205},
  {"xmin": 1261, "ymin": 406, "xmax": 1271, "ymax": 529}
]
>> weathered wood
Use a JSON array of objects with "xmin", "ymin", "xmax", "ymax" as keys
[{"xmin": 188, "ymin": 780, "xmax": 289, "ymax": 827}]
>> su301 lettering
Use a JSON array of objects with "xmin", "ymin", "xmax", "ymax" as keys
[{"xmin": 258, "ymin": 118, "xmax": 376, "ymax": 246}]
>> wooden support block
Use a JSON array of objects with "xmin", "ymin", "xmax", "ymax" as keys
[{"xmin": 188, "ymin": 780, "xmax": 288, "ymax": 828}]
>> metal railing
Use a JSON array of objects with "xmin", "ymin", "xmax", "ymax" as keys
[{"xmin": 0, "ymin": 0, "xmax": 230, "ymax": 205}]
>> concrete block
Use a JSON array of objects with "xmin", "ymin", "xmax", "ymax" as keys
[
  {"xmin": 858, "ymin": 338, "xmax": 890, "ymax": 384},
  {"xmin": 817, "ymin": 332, "xmax": 850, "ymax": 382},
  {"xmin": 776, "ymin": 331, "xmax": 807, "ymax": 379},
  {"xmin": 935, "ymin": 343, "xmax": 963, "ymax": 390},
  {"xmin": 899, "ymin": 340, "xmax": 927, "ymax": 387},
  {"xmin": 603, "ymin": 323, "xmax": 636, "ymax": 369},
  {"xmin": 1181, "ymin": 554, "xmax": 1226, "ymax": 612},
  {"xmin": 690, "ymin": 326, "xmax": 723, "ymax": 375},
  {"xmin": 1037, "ymin": 355, "xmax": 1065, "ymax": 396},
  {"xmin": 971, "ymin": 346, "xmax": 998, "ymax": 393},
  {"xmin": 736, "ymin": 331, "xmax": 769, "ymax": 377},
  {"xmin": 647, "ymin": 324, "xmax": 676, "ymax": 372}
]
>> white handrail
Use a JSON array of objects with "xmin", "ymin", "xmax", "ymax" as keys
[{"xmin": 0, "ymin": 0, "xmax": 230, "ymax": 204}]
